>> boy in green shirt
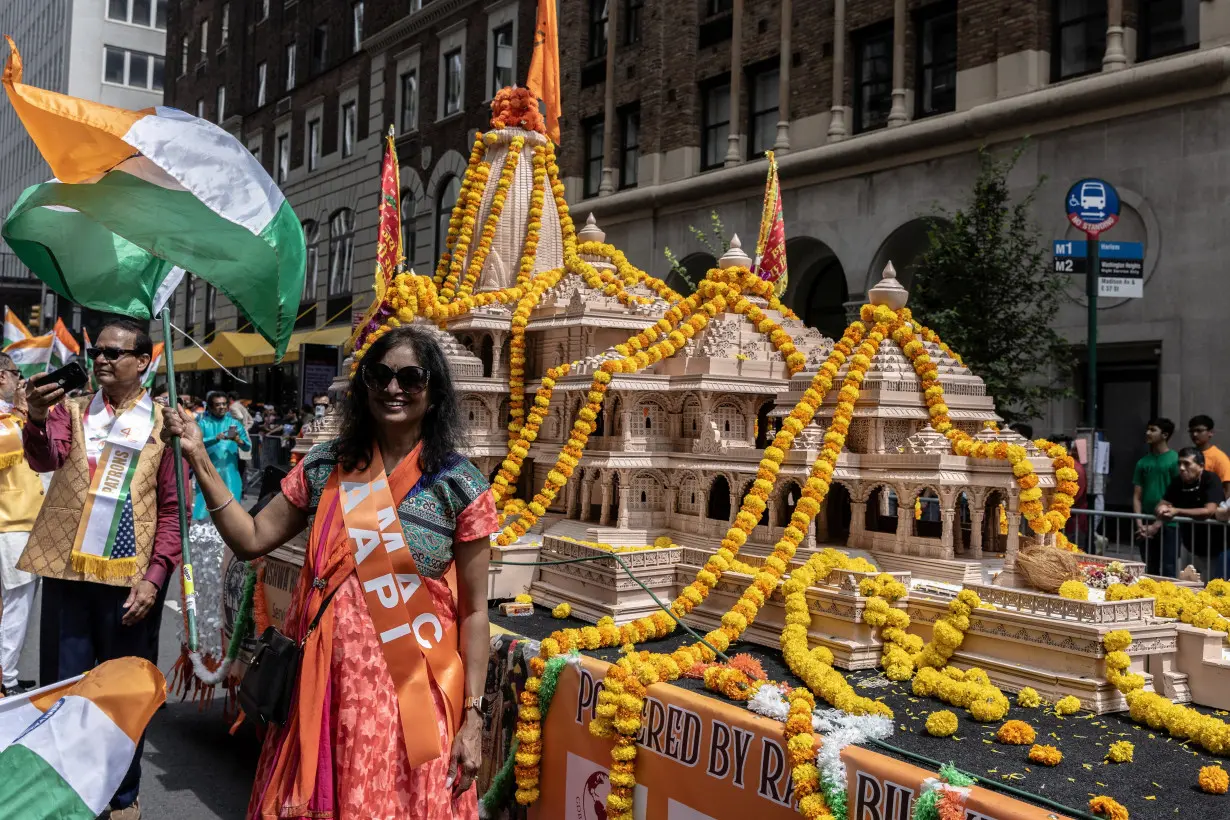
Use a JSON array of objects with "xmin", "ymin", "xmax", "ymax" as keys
[{"xmin": 1133, "ymin": 417, "xmax": 1179, "ymax": 542}]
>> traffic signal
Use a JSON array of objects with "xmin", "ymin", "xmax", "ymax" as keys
[{"xmin": 28, "ymin": 305, "xmax": 40, "ymax": 329}]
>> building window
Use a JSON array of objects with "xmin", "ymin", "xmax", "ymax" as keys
[
  {"xmin": 625, "ymin": 0, "xmax": 644, "ymax": 44},
  {"xmin": 220, "ymin": 3, "xmax": 230, "ymax": 46},
  {"xmin": 401, "ymin": 190, "xmax": 416, "ymax": 267},
  {"xmin": 185, "ymin": 274, "xmax": 197, "ymax": 326},
  {"xmin": 435, "ymin": 176, "xmax": 460, "ymax": 261},
  {"xmin": 199, "ymin": 20, "xmax": 208, "ymax": 60},
  {"xmin": 916, "ymin": 4, "xmax": 957, "ymax": 118},
  {"xmin": 180, "ymin": 36, "xmax": 189, "ymax": 74},
  {"xmin": 400, "ymin": 70, "xmax": 418, "ymax": 132},
  {"xmin": 589, "ymin": 0, "xmax": 608, "ymax": 61},
  {"xmin": 249, "ymin": 137, "xmax": 262, "ymax": 164},
  {"xmin": 285, "ymin": 43, "xmax": 297, "ymax": 90},
  {"xmin": 302, "ymin": 220, "xmax": 320, "ymax": 301},
  {"xmin": 1139, "ymin": 0, "xmax": 1199, "ymax": 60},
  {"xmin": 352, "ymin": 2, "xmax": 364, "ymax": 52},
  {"xmin": 707, "ymin": 0, "xmax": 732, "ymax": 15},
  {"xmin": 257, "ymin": 62, "xmax": 267, "ymax": 106},
  {"xmin": 1053, "ymin": 0, "xmax": 1107, "ymax": 81},
  {"xmin": 204, "ymin": 284, "xmax": 217, "ymax": 330},
  {"xmin": 341, "ymin": 102, "xmax": 357, "ymax": 157},
  {"xmin": 308, "ymin": 119, "xmax": 321, "ymax": 170},
  {"xmin": 443, "ymin": 48, "xmax": 463, "ymax": 116},
  {"xmin": 583, "ymin": 118, "xmax": 604, "ymax": 197},
  {"xmin": 619, "ymin": 108, "xmax": 639, "ymax": 189},
  {"xmin": 701, "ymin": 79, "xmax": 730, "ymax": 170},
  {"xmin": 152, "ymin": 57, "xmax": 165, "ymax": 91},
  {"xmin": 216, "ymin": 85, "xmax": 226, "ymax": 122},
  {"xmin": 312, "ymin": 26, "xmax": 329, "ymax": 74},
  {"xmin": 491, "ymin": 23, "xmax": 514, "ymax": 94},
  {"xmin": 104, "ymin": 46, "xmax": 125, "ymax": 84},
  {"xmin": 854, "ymin": 26, "xmax": 893, "ymax": 133},
  {"xmin": 107, "ymin": 0, "xmax": 166, "ymax": 29},
  {"xmin": 747, "ymin": 66, "xmax": 779, "ymax": 159},
  {"xmin": 276, "ymin": 134, "xmax": 290, "ymax": 183},
  {"xmin": 328, "ymin": 209, "xmax": 356, "ymax": 295}
]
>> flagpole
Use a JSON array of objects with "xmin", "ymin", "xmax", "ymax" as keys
[{"xmin": 159, "ymin": 307, "xmax": 198, "ymax": 652}]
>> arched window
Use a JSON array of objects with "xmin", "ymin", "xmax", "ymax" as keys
[
  {"xmin": 327, "ymin": 208, "xmax": 355, "ymax": 295},
  {"xmin": 301, "ymin": 219, "xmax": 320, "ymax": 302},
  {"xmin": 434, "ymin": 175, "xmax": 460, "ymax": 263},
  {"xmin": 400, "ymin": 189, "xmax": 416, "ymax": 269},
  {"xmin": 682, "ymin": 396, "xmax": 701, "ymax": 438}
]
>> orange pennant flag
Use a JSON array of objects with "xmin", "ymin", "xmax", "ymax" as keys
[{"xmin": 526, "ymin": 0, "xmax": 561, "ymax": 144}]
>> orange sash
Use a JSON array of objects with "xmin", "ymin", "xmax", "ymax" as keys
[{"xmin": 336, "ymin": 445, "xmax": 465, "ymax": 767}]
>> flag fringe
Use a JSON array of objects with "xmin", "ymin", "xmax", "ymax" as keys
[
  {"xmin": 0, "ymin": 450, "xmax": 22, "ymax": 471},
  {"xmin": 70, "ymin": 553, "xmax": 138, "ymax": 580}
]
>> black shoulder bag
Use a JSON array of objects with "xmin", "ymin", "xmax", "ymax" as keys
[{"xmin": 239, "ymin": 580, "xmax": 340, "ymax": 726}]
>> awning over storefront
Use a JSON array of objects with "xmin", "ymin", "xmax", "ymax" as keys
[
  {"xmin": 205, "ymin": 332, "xmax": 276, "ymax": 368},
  {"xmin": 306, "ymin": 325, "xmax": 352, "ymax": 347},
  {"xmin": 159, "ymin": 345, "xmax": 204, "ymax": 373}
]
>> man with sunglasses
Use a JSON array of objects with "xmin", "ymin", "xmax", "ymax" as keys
[
  {"xmin": 0, "ymin": 353, "xmax": 43, "ymax": 697},
  {"xmin": 20, "ymin": 317, "xmax": 185, "ymax": 820}
]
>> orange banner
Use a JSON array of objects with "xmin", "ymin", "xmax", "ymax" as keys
[{"xmin": 532, "ymin": 657, "xmax": 1069, "ymax": 820}]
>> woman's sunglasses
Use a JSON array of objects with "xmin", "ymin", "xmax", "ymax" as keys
[
  {"xmin": 86, "ymin": 346, "xmax": 139, "ymax": 361},
  {"xmin": 362, "ymin": 363, "xmax": 430, "ymax": 394}
]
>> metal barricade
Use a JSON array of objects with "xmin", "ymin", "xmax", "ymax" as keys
[{"xmin": 1066, "ymin": 508, "xmax": 1230, "ymax": 580}]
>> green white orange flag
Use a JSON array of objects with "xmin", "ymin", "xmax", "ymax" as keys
[
  {"xmin": 752, "ymin": 150, "xmax": 788, "ymax": 297},
  {"xmin": 142, "ymin": 342, "xmax": 164, "ymax": 389},
  {"xmin": 0, "ymin": 657, "xmax": 165, "ymax": 820},
  {"xmin": 0, "ymin": 38, "xmax": 304, "ymax": 358},
  {"xmin": 49, "ymin": 317, "xmax": 80, "ymax": 369},
  {"xmin": 2, "ymin": 307, "xmax": 31, "ymax": 349},
  {"xmin": 5, "ymin": 333, "xmax": 51, "ymax": 377}
]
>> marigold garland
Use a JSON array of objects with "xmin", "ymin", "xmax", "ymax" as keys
[
  {"xmin": 1058, "ymin": 580, "xmax": 1089, "ymax": 600},
  {"xmin": 926, "ymin": 710, "xmax": 959, "ymax": 737}
]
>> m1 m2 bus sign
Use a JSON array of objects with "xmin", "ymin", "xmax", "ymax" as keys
[
  {"xmin": 1066, "ymin": 178, "xmax": 1120, "ymax": 236},
  {"xmin": 1053, "ymin": 239, "xmax": 1144, "ymax": 298}
]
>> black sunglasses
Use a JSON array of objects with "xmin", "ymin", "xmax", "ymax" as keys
[
  {"xmin": 86, "ymin": 346, "xmax": 139, "ymax": 361},
  {"xmin": 362, "ymin": 363, "xmax": 430, "ymax": 394}
]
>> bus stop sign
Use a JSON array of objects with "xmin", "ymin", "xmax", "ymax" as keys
[{"xmin": 1066, "ymin": 178, "xmax": 1120, "ymax": 237}]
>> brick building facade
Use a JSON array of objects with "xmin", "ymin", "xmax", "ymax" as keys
[
  {"xmin": 162, "ymin": 0, "xmax": 534, "ymax": 402},
  {"xmin": 560, "ymin": 0, "xmax": 1230, "ymax": 510}
]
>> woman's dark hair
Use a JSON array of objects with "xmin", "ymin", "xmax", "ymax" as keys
[{"xmin": 336, "ymin": 324, "xmax": 464, "ymax": 474}]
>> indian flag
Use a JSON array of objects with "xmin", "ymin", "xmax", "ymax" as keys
[
  {"xmin": 50, "ymin": 317, "xmax": 80, "ymax": 368},
  {"xmin": 142, "ymin": 341, "xmax": 163, "ymax": 389},
  {"xmin": 0, "ymin": 657, "xmax": 165, "ymax": 819},
  {"xmin": 5, "ymin": 333, "xmax": 52, "ymax": 377},
  {"xmin": 0, "ymin": 37, "xmax": 303, "ymax": 358},
  {"xmin": 2, "ymin": 307, "xmax": 32, "ymax": 349}
]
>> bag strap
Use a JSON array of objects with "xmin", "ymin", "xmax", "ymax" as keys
[
  {"xmin": 298, "ymin": 492, "xmax": 344, "ymax": 647},
  {"xmin": 300, "ymin": 581, "xmax": 342, "ymax": 647}
]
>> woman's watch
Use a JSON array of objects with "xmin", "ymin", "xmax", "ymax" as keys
[{"xmin": 464, "ymin": 695, "xmax": 488, "ymax": 716}]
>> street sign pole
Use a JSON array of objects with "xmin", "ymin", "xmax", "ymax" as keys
[{"xmin": 1086, "ymin": 237, "xmax": 1099, "ymax": 430}]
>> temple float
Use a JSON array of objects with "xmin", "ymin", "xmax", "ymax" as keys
[{"xmin": 218, "ymin": 90, "xmax": 1230, "ymax": 820}]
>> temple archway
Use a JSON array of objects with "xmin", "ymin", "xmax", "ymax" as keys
[
  {"xmin": 824, "ymin": 483, "xmax": 852, "ymax": 544},
  {"xmin": 868, "ymin": 218, "xmax": 947, "ymax": 291},
  {"xmin": 780, "ymin": 237, "xmax": 848, "ymax": 339},
  {"xmin": 666, "ymin": 252, "xmax": 713, "ymax": 296},
  {"xmin": 776, "ymin": 482, "xmax": 802, "ymax": 527},
  {"xmin": 984, "ymin": 490, "xmax": 1009, "ymax": 554},
  {"xmin": 911, "ymin": 486, "xmax": 943, "ymax": 539},
  {"xmin": 707, "ymin": 475, "xmax": 732, "ymax": 521},
  {"xmin": 865, "ymin": 485, "xmax": 899, "ymax": 534}
]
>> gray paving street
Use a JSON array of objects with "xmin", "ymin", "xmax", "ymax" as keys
[{"xmin": 16, "ymin": 573, "xmax": 260, "ymax": 820}]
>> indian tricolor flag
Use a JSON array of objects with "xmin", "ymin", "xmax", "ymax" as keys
[
  {"xmin": 3, "ymin": 306, "xmax": 32, "ymax": 349},
  {"xmin": 0, "ymin": 37, "xmax": 303, "ymax": 358},
  {"xmin": 50, "ymin": 317, "xmax": 80, "ymax": 368},
  {"xmin": 5, "ymin": 333, "xmax": 52, "ymax": 377},
  {"xmin": 142, "ymin": 341, "xmax": 163, "ymax": 389},
  {"xmin": 0, "ymin": 657, "xmax": 165, "ymax": 819}
]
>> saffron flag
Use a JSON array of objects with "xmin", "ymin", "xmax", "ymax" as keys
[
  {"xmin": 348, "ymin": 128, "xmax": 402, "ymax": 354},
  {"xmin": 49, "ymin": 317, "xmax": 80, "ymax": 369},
  {"xmin": 0, "ymin": 38, "xmax": 304, "ymax": 358},
  {"xmin": 142, "ymin": 341, "xmax": 164, "ymax": 389},
  {"xmin": 752, "ymin": 150, "xmax": 788, "ymax": 297},
  {"xmin": 526, "ymin": 0, "xmax": 561, "ymax": 144},
  {"xmin": 5, "ymin": 334, "xmax": 52, "ymax": 377},
  {"xmin": 2, "ymin": 307, "xmax": 31, "ymax": 349},
  {"xmin": 0, "ymin": 657, "xmax": 165, "ymax": 820}
]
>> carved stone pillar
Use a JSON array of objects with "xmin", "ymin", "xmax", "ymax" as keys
[
  {"xmin": 774, "ymin": 0, "xmax": 792, "ymax": 152},
  {"xmin": 617, "ymin": 485, "xmax": 631, "ymax": 528},
  {"xmin": 599, "ymin": 483, "xmax": 612, "ymax": 526},
  {"xmin": 815, "ymin": 500, "xmax": 829, "ymax": 543},
  {"xmin": 598, "ymin": 0, "xmax": 620, "ymax": 194},
  {"xmin": 1103, "ymin": 0, "xmax": 1127, "ymax": 71},
  {"xmin": 724, "ymin": 0, "xmax": 745, "ymax": 166},
  {"xmin": 828, "ymin": 0, "xmax": 847, "ymax": 141},
  {"xmin": 698, "ymin": 489, "xmax": 708, "ymax": 526},
  {"xmin": 1005, "ymin": 512, "xmax": 1022, "ymax": 560},
  {"xmin": 887, "ymin": 0, "xmax": 908, "ymax": 127},
  {"xmin": 953, "ymin": 507, "xmax": 965, "ymax": 554},
  {"xmin": 969, "ymin": 509, "xmax": 984, "ymax": 558},
  {"xmin": 580, "ymin": 477, "xmax": 594, "ymax": 521},
  {"xmin": 489, "ymin": 330, "xmax": 507, "ymax": 378},
  {"xmin": 896, "ymin": 506, "xmax": 913, "ymax": 553},
  {"xmin": 665, "ymin": 486, "xmax": 678, "ymax": 519},
  {"xmin": 850, "ymin": 501, "xmax": 867, "ymax": 545},
  {"xmin": 940, "ymin": 506, "xmax": 956, "ymax": 559}
]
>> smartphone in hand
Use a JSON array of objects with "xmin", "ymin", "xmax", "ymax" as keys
[{"xmin": 33, "ymin": 361, "xmax": 89, "ymax": 394}]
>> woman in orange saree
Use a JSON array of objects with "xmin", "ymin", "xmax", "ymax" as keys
[{"xmin": 164, "ymin": 326, "xmax": 496, "ymax": 819}]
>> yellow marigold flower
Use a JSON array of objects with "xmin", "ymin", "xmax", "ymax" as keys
[
  {"xmin": 1199, "ymin": 765, "xmax": 1230, "ymax": 794},
  {"xmin": 1055, "ymin": 695, "xmax": 1081, "ymax": 715},
  {"xmin": 551, "ymin": 602, "xmax": 571, "ymax": 619},
  {"xmin": 925, "ymin": 710, "xmax": 959, "ymax": 737},
  {"xmin": 1028, "ymin": 744, "xmax": 1063, "ymax": 766},
  {"xmin": 1105, "ymin": 741, "xmax": 1133, "ymax": 764},
  {"xmin": 995, "ymin": 720, "xmax": 1036, "ymax": 745},
  {"xmin": 515, "ymin": 593, "xmax": 533, "ymax": 604},
  {"xmin": 1016, "ymin": 687, "xmax": 1041, "ymax": 708},
  {"xmin": 1058, "ymin": 580, "xmax": 1089, "ymax": 600},
  {"xmin": 1088, "ymin": 795, "xmax": 1129, "ymax": 820}
]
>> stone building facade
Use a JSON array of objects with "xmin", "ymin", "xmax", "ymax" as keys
[{"xmin": 560, "ymin": 0, "xmax": 1230, "ymax": 509}]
